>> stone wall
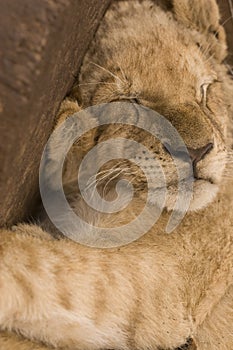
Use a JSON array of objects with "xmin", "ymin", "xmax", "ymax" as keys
[{"xmin": 0, "ymin": 0, "xmax": 110, "ymax": 226}]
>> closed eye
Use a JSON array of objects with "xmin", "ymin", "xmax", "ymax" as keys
[
  {"xmin": 201, "ymin": 83, "xmax": 210, "ymax": 106},
  {"xmin": 110, "ymin": 97, "xmax": 140, "ymax": 104},
  {"xmin": 200, "ymin": 77, "xmax": 222, "ymax": 106}
]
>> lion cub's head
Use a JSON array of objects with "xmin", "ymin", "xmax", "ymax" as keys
[{"xmin": 74, "ymin": 0, "xmax": 232, "ymax": 212}]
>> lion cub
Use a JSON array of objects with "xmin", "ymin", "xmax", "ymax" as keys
[{"xmin": 0, "ymin": 1, "xmax": 233, "ymax": 350}]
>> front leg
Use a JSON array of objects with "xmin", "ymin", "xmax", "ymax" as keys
[
  {"xmin": 0, "ymin": 225, "xmax": 192, "ymax": 350},
  {"xmin": 193, "ymin": 284, "xmax": 233, "ymax": 349}
]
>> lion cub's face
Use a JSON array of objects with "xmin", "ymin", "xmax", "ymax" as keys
[{"xmin": 77, "ymin": 0, "xmax": 231, "ymax": 211}]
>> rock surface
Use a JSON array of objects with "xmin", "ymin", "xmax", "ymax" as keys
[{"xmin": 0, "ymin": 0, "xmax": 110, "ymax": 226}]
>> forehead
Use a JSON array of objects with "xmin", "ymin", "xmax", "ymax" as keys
[
  {"xmin": 110, "ymin": 27, "xmax": 213, "ymax": 100},
  {"xmin": 113, "ymin": 44, "xmax": 208, "ymax": 104},
  {"xmin": 106, "ymin": 9, "xmax": 214, "ymax": 92}
]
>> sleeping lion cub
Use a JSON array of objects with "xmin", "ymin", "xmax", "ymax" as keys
[{"xmin": 0, "ymin": 0, "xmax": 232, "ymax": 349}]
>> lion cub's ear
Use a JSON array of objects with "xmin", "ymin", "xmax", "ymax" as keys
[
  {"xmin": 172, "ymin": 0, "xmax": 227, "ymax": 62},
  {"xmin": 172, "ymin": 0, "xmax": 220, "ymax": 32}
]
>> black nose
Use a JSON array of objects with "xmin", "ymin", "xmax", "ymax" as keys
[{"xmin": 187, "ymin": 143, "xmax": 213, "ymax": 165}]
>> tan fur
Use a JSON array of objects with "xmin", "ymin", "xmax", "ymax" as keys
[{"xmin": 0, "ymin": 1, "xmax": 233, "ymax": 349}]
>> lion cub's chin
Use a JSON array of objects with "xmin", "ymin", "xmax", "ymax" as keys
[
  {"xmin": 168, "ymin": 180, "xmax": 219, "ymax": 212},
  {"xmin": 188, "ymin": 180, "xmax": 219, "ymax": 211},
  {"xmin": 148, "ymin": 180, "xmax": 219, "ymax": 213}
]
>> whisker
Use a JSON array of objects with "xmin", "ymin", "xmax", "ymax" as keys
[
  {"xmin": 118, "ymin": 65, "xmax": 128, "ymax": 83},
  {"xmin": 227, "ymin": 0, "xmax": 233, "ymax": 21},
  {"xmin": 200, "ymin": 42, "xmax": 215, "ymax": 57},
  {"xmin": 85, "ymin": 172, "xmax": 111, "ymax": 191},
  {"xmin": 78, "ymin": 81, "xmax": 117, "ymax": 87},
  {"xmin": 221, "ymin": 14, "xmax": 233, "ymax": 28},
  {"xmin": 86, "ymin": 161, "xmax": 131, "ymax": 189},
  {"xmin": 203, "ymin": 52, "xmax": 215, "ymax": 64},
  {"xmin": 90, "ymin": 62, "xmax": 124, "ymax": 84},
  {"xmin": 84, "ymin": 158, "xmax": 139, "ymax": 195},
  {"xmin": 129, "ymin": 175, "xmax": 138, "ymax": 184},
  {"xmin": 86, "ymin": 168, "xmax": 123, "ymax": 190},
  {"xmin": 86, "ymin": 162, "xmax": 127, "ymax": 182},
  {"xmin": 103, "ymin": 168, "xmax": 128, "ymax": 193}
]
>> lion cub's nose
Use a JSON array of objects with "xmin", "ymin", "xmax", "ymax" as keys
[{"xmin": 187, "ymin": 143, "xmax": 213, "ymax": 165}]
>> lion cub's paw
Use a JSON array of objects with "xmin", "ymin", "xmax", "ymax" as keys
[{"xmin": 55, "ymin": 97, "xmax": 82, "ymax": 127}]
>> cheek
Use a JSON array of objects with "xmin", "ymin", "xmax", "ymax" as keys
[
  {"xmin": 207, "ymin": 85, "xmax": 228, "ymax": 136},
  {"xmin": 161, "ymin": 160, "xmax": 178, "ymax": 184},
  {"xmin": 142, "ymin": 156, "xmax": 178, "ymax": 187},
  {"xmin": 189, "ymin": 181, "xmax": 219, "ymax": 211}
]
